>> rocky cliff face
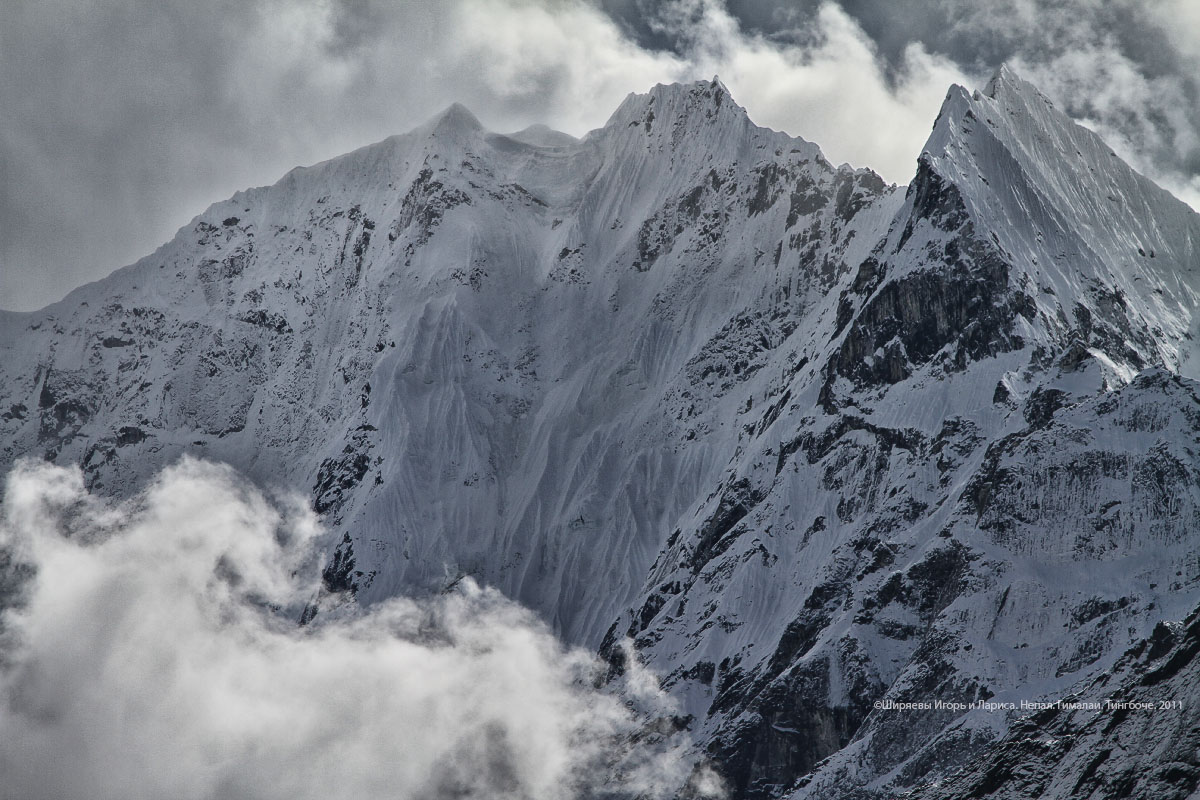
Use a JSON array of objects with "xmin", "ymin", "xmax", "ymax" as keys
[
  {"xmin": 2, "ymin": 68, "xmax": 1199, "ymax": 798},
  {"xmin": 907, "ymin": 602, "xmax": 1200, "ymax": 799},
  {"xmin": 589, "ymin": 68, "xmax": 1200, "ymax": 799}
]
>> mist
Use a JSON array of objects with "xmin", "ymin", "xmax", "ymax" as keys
[{"xmin": 0, "ymin": 457, "xmax": 722, "ymax": 800}]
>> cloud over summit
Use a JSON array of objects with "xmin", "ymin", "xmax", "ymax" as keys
[{"xmin": 3, "ymin": 0, "xmax": 1199, "ymax": 311}]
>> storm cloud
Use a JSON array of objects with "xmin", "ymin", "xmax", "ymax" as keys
[
  {"xmin": 2, "ymin": 0, "xmax": 1199, "ymax": 311},
  {"xmin": 0, "ymin": 457, "xmax": 721, "ymax": 800}
]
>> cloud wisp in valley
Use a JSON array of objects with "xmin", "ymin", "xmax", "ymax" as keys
[{"xmin": 0, "ymin": 458, "xmax": 721, "ymax": 800}]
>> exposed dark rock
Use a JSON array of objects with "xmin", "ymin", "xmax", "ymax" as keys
[
  {"xmin": 390, "ymin": 166, "xmax": 472, "ymax": 247},
  {"xmin": 312, "ymin": 427, "xmax": 375, "ymax": 517},
  {"xmin": 786, "ymin": 176, "xmax": 828, "ymax": 228},
  {"xmin": 236, "ymin": 309, "xmax": 293, "ymax": 334},
  {"xmin": 907, "ymin": 604, "xmax": 1200, "ymax": 800},
  {"xmin": 115, "ymin": 426, "xmax": 148, "ymax": 447},
  {"xmin": 899, "ymin": 155, "xmax": 969, "ymax": 249},
  {"xmin": 1, "ymin": 403, "xmax": 26, "ymax": 422},
  {"xmin": 749, "ymin": 163, "xmax": 787, "ymax": 216},
  {"xmin": 831, "ymin": 240, "xmax": 1024, "ymax": 392},
  {"xmin": 322, "ymin": 532, "xmax": 358, "ymax": 595},
  {"xmin": 689, "ymin": 478, "xmax": 765, "ymax": 571},
  {"xmin": 1024, "ymin": 387, "xmax": 1068, "ymax": 429}
]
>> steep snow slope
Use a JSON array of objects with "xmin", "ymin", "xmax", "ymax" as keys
[
  {"xmin": 596, "ymin": 69, "xmax": 1200, "ymax": 799},
  {"xmin": 2, "ymin": 69, "xmax": 1200, "ymax": 799},
  {"xmin": 926, "ymin": 65, "xmax": 1200, "ymax": 379},
  {"xmin": 908, "ymin": 603, "xmax": 1200, "ymax": 799},
  {"xmin": 0, "ymin": 78, "xmax": 899, "ymax": 646}
]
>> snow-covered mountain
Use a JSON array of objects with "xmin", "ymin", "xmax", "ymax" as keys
[
  {"xmin": 3, "ymin": 67, "xmax": 1199, "ymax": 798},
  {"xmin": 907, "ymin": 604, "xmax": 1200, "ymax": 799}
]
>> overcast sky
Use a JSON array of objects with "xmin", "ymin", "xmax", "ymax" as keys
[{"xmin": 3, "ymin": 0, "xmax": 1199, "ymax": 311}]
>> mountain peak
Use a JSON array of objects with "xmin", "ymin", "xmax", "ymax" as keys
[
  {"xmin": 983, "ymin": 62, "xmax": 1021, "ymax": 96},
  {"xmin": 647, "ymin": 75, "xmax": 737, "ymax": 107},
  {"xmin": 913, "ymin": 63, "xmax": 1200, "ymax": 382},
  {"xmin": 429, "ymin": 102, "xmax": 484, "ymax": 136},
  {"xmin": 982, "ymin": 63, "xmax": 1054, "ymax": 109},
  {"xmin": 603, "ymin": 76, "xmax": 749, "ymax": 136}
]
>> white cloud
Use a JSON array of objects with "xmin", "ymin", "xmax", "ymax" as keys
[
  {"xmin": 1150, "ymin": 0, "xmax": 1200, "ymax": 61},
  {"xmin": 1010, "ymin": 44, "xmax": 1200, "ymax": 209},
  {"xmin": 5, "ymin": 0, "xmax": 1199, "ymax": 312},
  {"xmin": 653, "ymin": 0, "xmax": 974, "ymax": 181},
  {"xmin": 445, "ymin": 0, "xmax": 688, "ymax": 134},
  {"xmin": 0, "ymin": 458, "xmax": 721, "ymax": 800},
  {"xmin": 0, "ymin": 0, "xmax": 688, "ymax": 311},
  {"xmin": 936, "ymin": 0, "xmax": 1200, "ymax": 210}
]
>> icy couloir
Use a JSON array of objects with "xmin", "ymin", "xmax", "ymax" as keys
[{"xmin": 2, "ymin": 69, "xmax": 1200, "ymax": 798}]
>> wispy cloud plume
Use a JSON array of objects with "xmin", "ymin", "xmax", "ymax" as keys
[
  {"xmin": 934, "ymin": 0, "xmax": 1200, "ymax": 208},
  {"xmin": 4, "ymin": 0, "xmax": 1199, "ymax": 311},
  {"xmin": 649, "ymin": 0, "xmax": 973, "ymax": 179},
  {"xmin": 0, "ymin": 458, "xmax": 721, "ymax": 800},
  {"xmin": 0, "ymin": 0, "xmax": 962, "ymax": 311}
]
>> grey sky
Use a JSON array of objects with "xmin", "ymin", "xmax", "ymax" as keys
[{"xmin": 3, "ymin": 0, "xmax": 1198, "ymax": 311}]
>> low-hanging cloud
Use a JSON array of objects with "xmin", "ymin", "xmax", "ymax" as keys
[{"xmin": 0, "ymin": 457, "xmax": 722, "ymax": 800}]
